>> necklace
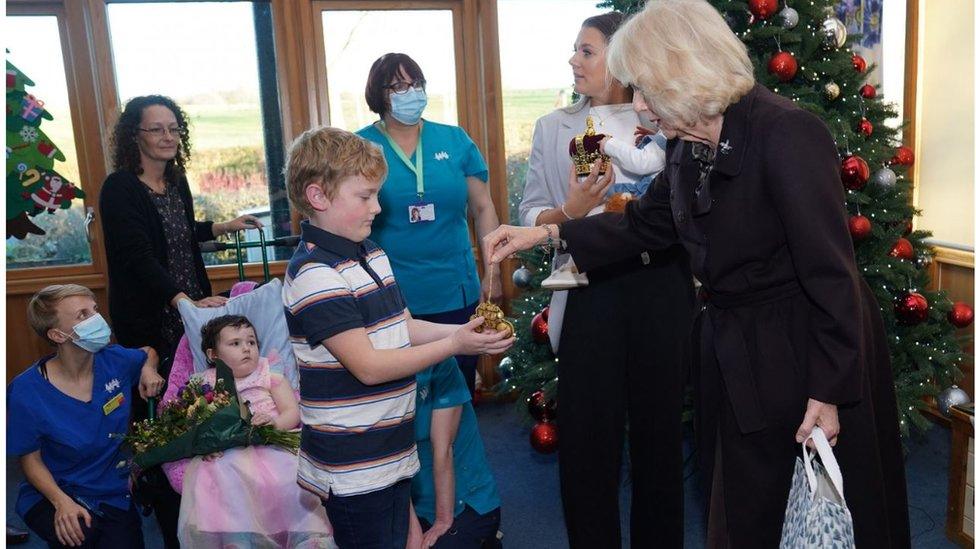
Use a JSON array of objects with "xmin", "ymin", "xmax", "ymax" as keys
[{"xmin": 589, "ymin": 104, "xmax": 631, "ymax": 128}]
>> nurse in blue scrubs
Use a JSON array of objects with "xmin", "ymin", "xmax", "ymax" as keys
[
  {"xmin": 7, "ymin": 284, "xmax": 164, "ymax": 548},
  {"xmin": 358, "ymin": 53, "xmax": 501, "ymax": 396}
]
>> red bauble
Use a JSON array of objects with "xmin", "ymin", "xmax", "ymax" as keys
[
  {"xmin": 889, "ymin": 237, "xmax": 914, "ymax": 259},
  {"xmin": 531, "ymin": 309, "xmax": 549, "ymax": 344},
  {"xmin": 948, "ymin": 302, "xmax": 975, "ymax": 329},
  {"xmin": 858, "ymin": 118, "xmax": 874, "ymax": 137},
  {"xmin": 840, "ymin": 155, "xmax": 870, "ymax": 190},
  {"xmin": 848, "ymin": 215, "xmax": 872, "ymax": 241},
  {"xmin": 891, "ymin": 146, "xmax": 915, "ymax": 167},
  {"xmin": 852, "ymin": 54, "xmax": 867, "ymax": 73},
  {"xmin": 767, "ymin": 51, "xmax": 798, "ymax": 82},
  {"xmin": 748, "ymin": 0, "xmax": 778, "ymax": 19},
  {"xmin": 530, "ymin": 421, "xmax": 559, "ymax": 454},
  {"xmin": 860, "ymin": 84, "xmax": 877, "ymax": 99},
  {"xmin": 527, "ymin": 390, "xmax": 554, "ymax": 421},
  {"xmin": 895, "ymin": 292, "xmax": 929, "ymax": 325}
]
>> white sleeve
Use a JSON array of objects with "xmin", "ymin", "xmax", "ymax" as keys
[
  {"xmin": 603, "ymin": 136, "xmax": 666, "ymax": 176},
  {"xmin": 518, "ymin": 118, "xmax": 557, "ymax": 227}
]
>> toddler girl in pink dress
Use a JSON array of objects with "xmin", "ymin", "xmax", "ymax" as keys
[{"xmin": 178, "ymin": 314, "xmax": 334, "ymax": 548}]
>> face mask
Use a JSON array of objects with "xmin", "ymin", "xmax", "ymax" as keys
[
  {"xmin": 58, "ymin": 313, "xmax": 112, "ymax": 353},
  {"xmin": 389, "ymin": 87, "xmax": 427, "ymax": 126}
]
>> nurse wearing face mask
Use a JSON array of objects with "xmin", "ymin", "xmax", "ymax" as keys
[
  {"xmin": 358, "ymin": 53, "xmax": 501, "ymax": 397},
  {"xmin": 7, "ymin": 284, "xmax": 164, "ymax": 548}
]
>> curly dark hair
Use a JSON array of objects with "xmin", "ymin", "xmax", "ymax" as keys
[
  {"xmin": 200, "ymin": 314, "xmax": 259, "ymax": 366},
  {"xmin": 111, "ymin": 95, "xmax": 192, "ymax": 180}
]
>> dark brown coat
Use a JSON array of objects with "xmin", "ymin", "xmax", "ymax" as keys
[{"xmin": 561, "ymin": 85, "xmax": 910, "ymax": 547}]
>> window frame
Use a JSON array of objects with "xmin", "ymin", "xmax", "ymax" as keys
[{"xmin": 6, "ymin": 2, "xmax": 111, "ymax": 287}]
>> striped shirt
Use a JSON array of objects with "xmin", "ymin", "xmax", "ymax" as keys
[{"xmin": 283, "ymin": 221, "xmax": 419, "ymax": 497}]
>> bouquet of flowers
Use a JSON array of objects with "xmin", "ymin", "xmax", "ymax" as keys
[{"xmin": 125, "ymin": 359, "xmax": 300, "ymax": 470}]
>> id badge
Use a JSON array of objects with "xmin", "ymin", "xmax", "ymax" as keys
[
  {"xmin": 408, "ymin": 202, "xmax": 435, "ymax": 223},
  {"xmin": 103, "ymin": 392, "xmax": 125, "ymax": 415}
]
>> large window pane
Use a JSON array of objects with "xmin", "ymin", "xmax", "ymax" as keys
[
  {"xmin": 6, "ymin": 16, "xmax": 93, "ymax": 269},
  {"xmin": 497, "ymin": 1, "xmax": 610, "ymax": 223},
  {"xmin": 321, "ymin": 10, "xmax": 458, "ymax": 132},
  {"xmin": 107, "ymin": 1, "xmax": 285, "ymax": 265}
]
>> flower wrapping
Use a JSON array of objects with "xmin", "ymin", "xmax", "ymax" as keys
[{"xmin": 125, "ymin": 359, "xmax": 299, "ymax": 470}]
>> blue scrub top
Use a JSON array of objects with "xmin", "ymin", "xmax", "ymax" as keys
[
  {"xmin": 7, "ymin": 345, "xmax": 147, "ymax": 518},
  {"xmin": 412, "ymin": 358, "xmax": 500, "ymax": 523},
  {"xmin": 358, "ymin": 120, "xmax": 489, "ymax": 315}
]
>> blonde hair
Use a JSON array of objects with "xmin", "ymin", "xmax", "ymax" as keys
[
  {"xmin": 27, "ymin": 284, "xmax": 95, "ymax": 344},
  {"xmin": 606, "ymin": 0, "xmax": 754, "ymax": 128},
  {"xmin": 284, "ymin": 126, "xmax": 388, "ymax": 217}
]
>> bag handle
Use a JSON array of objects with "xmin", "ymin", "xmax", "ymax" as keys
[{"xmin": 802, "ymin": 426, "xmax": 845, "ymax": 503}]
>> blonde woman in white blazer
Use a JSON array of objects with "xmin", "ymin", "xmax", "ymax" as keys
[{"xmin": 517, "ymin": 12, "xmax": 695, "ymax": 548}]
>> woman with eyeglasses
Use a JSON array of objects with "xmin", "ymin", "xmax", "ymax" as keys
[
  {"xmin": 357, "ymin": 53, "xmax": 501, "ymax": 398},
  {"xmin": 98, "ymin": 94, "xmax": 261, "ymax": 548}
]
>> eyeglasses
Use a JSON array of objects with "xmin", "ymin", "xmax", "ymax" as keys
[
  {"xmin": 138, "ymin": 126, "xmax": 186, "ymax": 138},
  {"xmin": 384, "ymin": 80, "xmax": 426, "ymax": 95}
]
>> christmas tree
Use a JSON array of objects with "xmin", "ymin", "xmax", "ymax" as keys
[
  {"xmin": 6, "ymin": 54, "xmax": 84, "ymax": 239},
  {"xmin": 500, "ymin": 0, "xmax": 972, "ymax": 446}
]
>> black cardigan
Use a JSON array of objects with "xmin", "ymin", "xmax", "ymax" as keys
[{"xmin": 99, "ymin": 170, "xmax": 214, "ymax": 353}]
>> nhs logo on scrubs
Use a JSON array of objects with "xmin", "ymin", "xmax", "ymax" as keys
[
  {"xmin": 434, "ymin": 151, "xmax": 449, "ymax": 161},
  {"xmin": 104, "ymin": 378, "xmax": 120, "ymax": 393}
]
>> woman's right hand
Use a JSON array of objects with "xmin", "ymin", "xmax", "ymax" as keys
[
  {"xmin": 483, "ymin": 225, "xmax": 551, "ymax": 264},
  {"xmin": 53, "ymin": 497, "xmax": 91, "ymax": 547},
  {"xmin": 194, "ymin": 296, "xmax": 228, "ymax": 308},
  {"xmin": 451, "ymin": 317, "xmax": 515, "ymax": 356},
  {"xmin": 562, "ymin": 158, "xmax": 615, "ymax": 218}
]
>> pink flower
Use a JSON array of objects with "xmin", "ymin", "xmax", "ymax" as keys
[{"xmin": 204, "ymin": 392, "xmax": 214, "ymax": 403}]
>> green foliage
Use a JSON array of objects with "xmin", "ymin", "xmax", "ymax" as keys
[{"xmin": 187, "ymin": 146, "xmax": 271, "ymax": 266}]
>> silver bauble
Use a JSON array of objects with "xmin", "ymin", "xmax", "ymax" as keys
[
  {"xmin": 937, "ymin": 385, "xmax": 971, "ymax": 416},
  {"xmin": 872, "ymin": 167, "xmax": 897, "ymax": 189},
  {"xmin": 512, "ymin": 266, "xmax": 532, "ymax": 289},
  {"xmin": 821, "ymin": 17, "xmax": 848, "ymax": 49},
  {"xmin": 780, "ymin": 7, "xmax": 799, "ymax": 29},
  {"xmin": 823, "ymin": 82, "xmax": 841, "ymax": 101},
  {"xmin": 497, "ymin": 357, "xmax": 515, "ymax": 379}
]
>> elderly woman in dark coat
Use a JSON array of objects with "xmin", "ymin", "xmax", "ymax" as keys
[{"xmin": 483, "ymin": 0, "xmax": 910, "ymax": 546}]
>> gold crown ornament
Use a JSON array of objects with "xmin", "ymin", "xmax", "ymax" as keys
[
  {"xmin": 569, "ymin": 116, "xmax": 611, "ymax": 176},
  {"xmin": 469, "ymin": 276, "xmax": 514, "ymax": 337}
]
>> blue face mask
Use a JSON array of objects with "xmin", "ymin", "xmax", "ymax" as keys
[
  {"xmin": 389, "ymin": 87, "xmax": 427, "ymax": 126},
  {"xmin": 59, "ymin": 313, "xmax": 112, "ymax": 353}
]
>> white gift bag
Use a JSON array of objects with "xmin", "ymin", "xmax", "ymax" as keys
[{"xmin": 779, "ymin": 427, "xmax": 856, "ymax": 548}]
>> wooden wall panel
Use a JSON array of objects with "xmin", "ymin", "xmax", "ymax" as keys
[{"xmin": 7, "ymin": 289, "xmax": 111, "ymax": 383}]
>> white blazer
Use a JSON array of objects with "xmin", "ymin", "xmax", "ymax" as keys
[{"xmin": 517, "ymin": 100, "xmax": 650, "ymax": 353}]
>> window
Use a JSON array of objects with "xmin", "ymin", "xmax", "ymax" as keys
[
  {"xmin": 319, "ymin": 8, "xmax": 459, "ymax": 131},
  {"xmin": 496, "ymin": 0, "xmax": 609, "ymax": 223},
  {"xmin": 106, "ymin": 1, "xmax": 290, "ymax": 265},
  {"xmin": 6, "ymin": 16, "xmax": 93, "ymax": 269}
]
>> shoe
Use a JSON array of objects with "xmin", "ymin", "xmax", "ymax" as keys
[
  {"xmin": 7, "ymin": 525, "xmax": 30, "ymax": 545},
  {"xmin": 541, "ymin": 255, "xmax": 589, "ymax": 290}
]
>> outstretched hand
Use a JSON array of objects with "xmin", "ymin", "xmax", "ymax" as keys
[
  {"xmin": 482, "ymin": 225, "xmax": 549, "ymax": 265},
  {"xmin": 452, "ymin": 317, "xmax": 515, "ymax": 356}
]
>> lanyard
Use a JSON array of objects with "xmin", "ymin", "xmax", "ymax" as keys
[{"xmin": 377, "ymin": 121, "xmax": 424, "ymax": 199}]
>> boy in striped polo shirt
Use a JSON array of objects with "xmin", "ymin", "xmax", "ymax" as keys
[{"xmin": 282, "ymin": 127, "xmax": 513, "ymax": 548}]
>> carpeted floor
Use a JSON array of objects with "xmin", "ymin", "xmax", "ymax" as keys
[{"xmin": 6, "ymin": 401, "xmax": 959, "ymax": 548}]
